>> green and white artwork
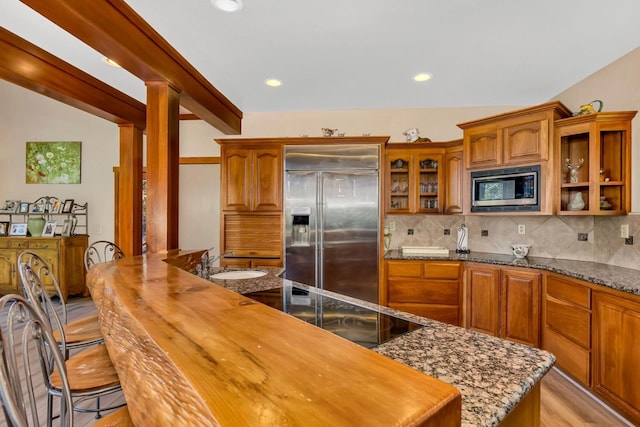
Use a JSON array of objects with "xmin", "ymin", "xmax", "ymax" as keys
[{"xmin": 26, "ymin": 141, "xmax": 81, "ymax": 184}]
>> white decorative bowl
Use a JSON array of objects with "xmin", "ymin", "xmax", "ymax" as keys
[{"xmin": 511, "ymin": 245, "xmax": 531, "ymax": 258}]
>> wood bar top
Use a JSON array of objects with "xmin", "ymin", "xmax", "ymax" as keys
[{"xmin": 87, "ymin": 252, "xmax": 461, "ymax": 426}]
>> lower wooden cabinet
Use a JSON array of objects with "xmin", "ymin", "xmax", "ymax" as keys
[
  {"xmin": 465, "ymin": 264, "xmax": 501, "ymax": 336},
  {"xmin": 0, "ymin": 235, "xmax": 88, "ymax": 301},
  {"xmin": 386, "ymin": 260, "xmax": 462, "ymax": 326},
  {"xmin": 592, "ymin": 291, "xmax": 640, "ymax": 425},
  {"xmin": 221, "ymin": 257, "xmax": 282, "ymax": 269},
  {"xmin": 465, "ymin": 263, "xmax": 541, "ymax": 347},
  {"xmin": 542, "ymin": 273, "xmax": 592, "ymax": 385}
]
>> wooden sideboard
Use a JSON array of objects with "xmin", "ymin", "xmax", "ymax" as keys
[{"xmin": 0, "ymin": 235, "xmax": 87, "ymax": 301}]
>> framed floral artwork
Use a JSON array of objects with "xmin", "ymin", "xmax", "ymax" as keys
[{"xmin": 26, "ymin": 141, "xmax": 81, "ymax": 184}]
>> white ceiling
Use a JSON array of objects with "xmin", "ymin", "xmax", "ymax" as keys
[{"xmin": 2, "ymin": 0, "xmax": 640, "ymax": 114}]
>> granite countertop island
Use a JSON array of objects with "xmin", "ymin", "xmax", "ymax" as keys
[
  {"xmin": 87, "ymin": 252, "xmax": 462, "ymax": 427},
  {"xmin": 206, "ymin": 266, "xmax": 553, "ymax": 427}
]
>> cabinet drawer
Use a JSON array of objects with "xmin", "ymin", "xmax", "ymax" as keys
[
  {"xmin": 0, "ymin": 240, "xmax": 9, "ymax": 249},
  {"xmin": 546, "ymin": 295, "xmax": 590, "ymax": 348},
  {"xmin": 389, "ymin": 303, "xmax": 460, "ymax": 326},
  {"xmin": 544, "ymin": 327, "xmax": 590, "ymax": 386},
  {"xmin": 387, "ymin": 261, "xmax": 422, "ymax": 278},
  {"xmin": 11, "ymin": 240, "xmax": 28, "ymax": 249},
  {"xmin": 388, "ymin": 279, "xmax": 459, "ymax": 305},
  {"xmin": 28, "ymin": 239, "xmax": 59, "ymax": 250},
  {"xmin": 423, "ymin": 261, "xmax": 461, "ymax": 279},
  {"xmin": 546, "ymin": 275, "xmax": 590, "ymax": 308}
]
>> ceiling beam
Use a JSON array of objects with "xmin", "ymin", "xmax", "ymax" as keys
[
  {"xmin": 20, "ymin": 0, "xmax": 243, "ymax": 135},
  {"xmin": 0, "ymin": 27, "xmax": 147, "ymax": 129}
]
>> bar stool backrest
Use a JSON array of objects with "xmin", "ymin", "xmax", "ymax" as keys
[
  {"xmin": 0, "ymin": 294, "xmax": 74, "ymax": 427},
  {"xmin": 84, "ymin": 240, "xmax": 125, "ymax": 272}
]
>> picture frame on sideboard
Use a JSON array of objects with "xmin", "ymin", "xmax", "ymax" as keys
[
  {"xmin": 0, "ymin": 222, "xmax": 8, "ymax": 236},
  {"xmin": 42, "ymin": 221, "xmax": 57, "ymax": 237},
  {"xmin": 61, "ymin": 199, "xmax": 74, "ymax": 214},
  {"xmin": 9, "ymin": 223, "xmax": 27, "ymax": 236}
]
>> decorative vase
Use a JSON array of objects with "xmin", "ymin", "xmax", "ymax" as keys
[
  {"xmin": 27, "ymin": 216, "xmax": 46, "ymax": 237},
  {"xmin": 567, "ymin": 192, "xmax": 585, "ymax": 211}
]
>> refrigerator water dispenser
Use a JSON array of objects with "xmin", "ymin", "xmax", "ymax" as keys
[{"xmin": 291, "ymin": 207, "xmax": 311, "ymax": 246}]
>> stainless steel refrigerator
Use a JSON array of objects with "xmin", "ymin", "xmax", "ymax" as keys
[{"xmin": 284, "ymin": 145, "xmax": 380, "ymax": 303}]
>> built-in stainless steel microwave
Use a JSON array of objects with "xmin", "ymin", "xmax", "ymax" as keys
[{"xmin": 471, "ymin": 165, "xmax": 540, "ymax": 212}]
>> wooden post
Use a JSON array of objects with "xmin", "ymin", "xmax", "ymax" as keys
[
  {"xmin": 117, "ymin": 124, "xmax": 144, "ymax": 256},
  {"xmin": 145, "ymin": 81, "xmax": 180, "ymax": 253}
]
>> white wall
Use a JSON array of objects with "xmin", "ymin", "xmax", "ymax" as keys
[{"xmin": 0, "ymin": 81, "xmax": 119, "ymax": 242}]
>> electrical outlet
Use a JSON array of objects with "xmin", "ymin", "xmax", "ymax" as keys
[
  {"xmin": 621, "ymin": 224, "xmax": 630, "ymax": 238},
  {"xmin": 443, "ymin": 229, "xmax": 450, "ymax": 236},
  {"xmin": 407, "ymin": 228, "xmax": 414, "ymax": 235},
  {"xmin": 578, "ymin": 233, "xmax": 588, "ymax": 241},
  {"xmin": 518, "ymin": 224, "xmax": 525, "ymax": 235},
  {"xmin": 389, "ymin": 221, "xmax": 396, "ymax": 231},
  {"xmin": 481, "ymin": 230, "xmax": 488, "ymax": 237},
  {"xmin": 625, "ymin": 236, "xmax": 634, "ymax": 245}
]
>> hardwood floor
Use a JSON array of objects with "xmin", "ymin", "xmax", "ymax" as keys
[
  {"xmin": 540, "ymin": 368, "xmax": 632, "ymax": 427},
  {"xmin": 3, "ymin": 296, "xmax": 635, "ymax": 426}
]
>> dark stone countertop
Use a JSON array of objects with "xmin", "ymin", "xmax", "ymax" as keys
[{"xmin": 385, "ymin": 249, "xmax": 640, "ymax": 296}]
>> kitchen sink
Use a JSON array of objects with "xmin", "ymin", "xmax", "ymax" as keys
[{"xmin": 210, "ymin": 270, "xmax": 268, "ymax": 280}]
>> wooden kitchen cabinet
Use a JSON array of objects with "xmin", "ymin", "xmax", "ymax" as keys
[
  {"xmin": 501, "ymin": 268, "xmax": 541, "ymax": 347},
  {"xmin": 385, "ymin": 146, "xmax": 443, "ymax": 213},
  {"xmin": 220, "ymin": 144, "xmax": 282, "ymax": 212},
  {"xmin": 458, "ymin": 101, "xmax": 572, "ymax": 170},
  {"xmin": 555, "ymin": 111, "xmax": 636, "ymax": 215},
  {"xmin": 386, "ymin": 260, "xmax": 462, "ymax": 325},
  {"xmin": 592, "ymin": 291, "xmax": 640, "ymax": 424},
  {"xmin": 542, "ymin": 273, "xmax": 592, "ymax": 385},
  {"xmin": 0, "ymin": 235, "xmax": 88, "ymax": 301},
  {"xmin": 384, "ymin": 140, "xmax": 461, "ymax": 214},
  {"xmin": 465, "ymin": 263, "xmax": 501, "ymax": 336},
  {"xmin": 443, "ymin": 143, "xmax": 464, "ymax": 214},
  {"xmin": 465, "ymin": 263, "xmax": 541, "ymax": 347}
]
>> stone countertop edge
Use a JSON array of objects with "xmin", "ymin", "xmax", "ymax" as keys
[
  {"xmin": 205, "ymin": 267, "xmax": 554, "ymax": 427},
  {"xmin": 386, "ymin": 249, "xmax": 640, "ymax": 296}
]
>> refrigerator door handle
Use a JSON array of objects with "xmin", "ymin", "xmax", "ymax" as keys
[{"xmin": 317, "ymin": 172, "xmax": 324, "ymax": 289}]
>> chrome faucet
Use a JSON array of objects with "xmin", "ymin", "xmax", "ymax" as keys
[
  {"xmin": 200, "ymin": 249, "xmax": 235, "ymax": 275},
  {"xmin": 209, "ymin": 251, "xmax": 235, "ymax": 266}
]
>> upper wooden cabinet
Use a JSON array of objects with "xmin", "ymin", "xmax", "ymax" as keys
[
  {"xmin": 220, "ymin": 144, "xmax": 282, "ymax": 212},
  {"xmin": 444, "ymin": 144, "xmax": 464, "ymax": 214},
  {"xmin": 555, "ymin": 111, "xmax": 637, "ymax": 215},
  {"xmin": 458, "ymin": 101, "xmax": 572, "ymax": 170},
  {"xmin": 384, "ymin": 141, "xmax": 462, "ymax": 214}
]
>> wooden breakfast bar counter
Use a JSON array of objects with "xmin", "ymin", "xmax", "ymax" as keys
[{"xmin": 86, "ymin": 251, "xmax": 462, "ymax": 426}]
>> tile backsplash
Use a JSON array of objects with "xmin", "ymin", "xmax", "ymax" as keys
[{"xmin": 385, "ymin": 214, "xmax": 640, "ymax": 269}]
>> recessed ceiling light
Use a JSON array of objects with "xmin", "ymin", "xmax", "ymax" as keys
[
  {"xmin": 212, "ymin": 0, "xmax": 243, "ymax": 12},
  {"xmin": 103, "ymin": 57, "xmax": 122, "ymax": 68},
  {"xmin": 413, "ymin": 73, "xmax": 432, "ymax": 82},
  {"xmin": 265, "ymin": 78, "xmax": 282, "ymax": 87}
]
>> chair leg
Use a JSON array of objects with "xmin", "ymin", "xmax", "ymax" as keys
[
  {"xmin": 95, "ymin": 396, "xmax": 102, "ymax": 419},
  {"xmin": 47, "ymin": 393, "xmax": 53, "ymax": 427}
]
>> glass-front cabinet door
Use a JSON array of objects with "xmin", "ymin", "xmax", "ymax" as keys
[
  {"xmin": 386, "ymin": 150, "xmax": 412, "ymax": 213},
  {"xmin": 416, "ymin": 152, "xmax": 443, "ymax": 213},
  {"xmin": 555, "ymin": 111, "xmax": 636, "ymax": 215},
  {"xmin": 385, "ymin": 146, "xmax": 445, "ymax": 214}
]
